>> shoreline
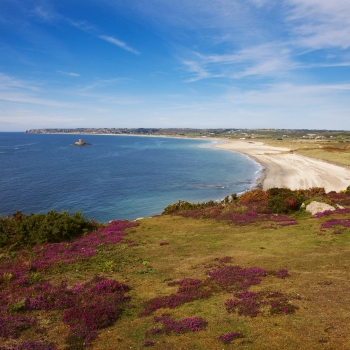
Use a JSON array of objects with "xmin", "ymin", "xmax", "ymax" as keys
[
  {"xmin": 214, "ymin": 139, "xmax": 350, "ymax": 192},
  {"xmin": 25, "ymin": 131, "xmax": 350, "ymax": 193}
]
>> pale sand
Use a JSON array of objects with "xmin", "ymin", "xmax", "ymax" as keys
[{"xmin": 214, "ymin": 140, "xmax": 350, "ymax": 192}]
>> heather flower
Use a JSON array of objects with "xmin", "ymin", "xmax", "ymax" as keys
[
  {"xmin": 321, "ymin": 218, "xmax": 350, "ymax": 229},
  {"xmin": 218, "ymin": 331, "xmax": 244, "ymax": 344},
  {"xmin": 29, "ymin": 220, "xmax": 138, "ymax": 271},
  {"xmin": 0, "ymin": 314, "xmax": 35, "ymax": 338},
  {"xmin": 61, "ymin": 276, "xmax": 130, "ymax": 345},
  {"xmin": 139, "ymin": 278, "xmax": 211, "ymax": 317},
  {"xmin": 267, "ymin": 292, "xmax": 299, "ymax": 315},
  {"xmin": 207, "ymin": 266, "xmax": 266, "ymax": 291},
  {"xmin": 225, "ymin": 291, "xmax": 263, "ymax": 317},
  {"xmin": 6, "ymin": 275, "xmax": 131, "ymax": 347},
  {"xmin": 143, "ymin": 340, "xmax": 155, "ymax": 347},
  {"xmin": 225, "ymin": 290, "xmax": 298, "ymax": 318},
  {"xmin": 144, "ymin": 315, "xmax": 207, "ymax": 340}
]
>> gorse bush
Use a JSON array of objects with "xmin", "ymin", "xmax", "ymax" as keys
[
  {"xmin": 238, "ymin": 189, "xmax": 268, "ymax": 204},
  {"xmin": 163, "ymin": 187, "xmax": 342, "ymax": 217},
  {"xmin": 0, "ymin": 210, "xmax": 99, "ymax": 248},
  {"xmin": 163, "ymin": 188, "xmax": 305, "ymax": 217},
  {"xmin": 294, "ymin": 187, "xmax": 326, "ymax": 199}
]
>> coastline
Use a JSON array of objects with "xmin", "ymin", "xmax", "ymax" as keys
[
  {"xmin": 24, "ymin": 131, "xmax": 350, "ymax": 193},
  {"xmin": 214, "ymin": 139, "xmax": 350, "ymax": 192}
]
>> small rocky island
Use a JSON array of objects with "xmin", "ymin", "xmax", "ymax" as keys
[{"xmin": 73, "ymin": 139, "xmax": 92, "ymax": 146}]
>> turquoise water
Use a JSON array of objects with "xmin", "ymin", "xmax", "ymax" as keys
[{"xmin": 0, "ymin": 133, "xmax": 261, "ymax": 222}]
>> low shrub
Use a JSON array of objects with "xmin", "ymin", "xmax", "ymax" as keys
[
  {"xmin": 238, "ymin": 189, "xmax": 268, "ymax": 204},
  {"xmin": 145, "ymin": 314, "xmax": 207, "ymax": 336},
  {"xmin": 0, "ymin": 314, "xmax": 35, "ymax": 338},
  {"xmin": 225, "ymin": 290, "xmax": 298, "ymax": 317},
  {"xmin": 218, "ymin": 331, "xmax": 244, "ymax": 344},
  {"xmin": 162, "ymin": 200, "xmax": 217, "ymax": 215},
  {"xmin": 267, "ymin": 188, "xmax": 304, "ymax": 214},
  {"xmin": 294, "ymin": 187, "xmax": 325, "ymax": 199},
  {"xmin": 139, "ymin": 262, "xmax": 293, "ymax": 316},
  {"xmin": 21, "ymin": 276, "xmax": 131, "ymax": 347},
  {"xmin": 0, "ymin": 210, "xmax": 100, "ymax": 249}
]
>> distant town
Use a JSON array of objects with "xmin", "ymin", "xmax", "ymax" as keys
[{"xmin": 26, "ymin": 128, "xmax": 350, "ymax": 140}]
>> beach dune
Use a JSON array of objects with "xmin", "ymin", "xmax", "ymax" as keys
[{"xmin": 215, "ymin": 140, "xmax": 350, "ymax": 192}]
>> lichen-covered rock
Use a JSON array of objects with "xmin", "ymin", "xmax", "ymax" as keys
[{"xmin": 305, "ymin": 201, "xmax": 335, "ymax": 216}]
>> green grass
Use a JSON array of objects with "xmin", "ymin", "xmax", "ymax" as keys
[
  {"xmin": 88, "ymin": 215, "xmax": 350, "ymax": 348},
  {"xmin": 2, "ymin": 209, "xmax": 350, "ymax": 349}
]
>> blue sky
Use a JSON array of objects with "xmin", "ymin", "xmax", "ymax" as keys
[{"xmin": 1, "ymin": 0, "xmax": 350, "ymax": 131}]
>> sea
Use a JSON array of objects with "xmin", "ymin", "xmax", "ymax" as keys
[{"xmin": 0, "ymin": 133, "xmax": 261, "ymax": 222}]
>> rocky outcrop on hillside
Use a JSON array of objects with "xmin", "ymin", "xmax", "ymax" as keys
[{"xmin": 305, "ymin": 201, "xmax": 336, "ymax": 215}]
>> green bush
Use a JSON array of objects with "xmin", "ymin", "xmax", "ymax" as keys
[
  {"xmin": 0, "ymin": 210, "xmax": 98, "ymax": 249},
  {"xmin": 267, "ymin": 188, "xmax": 304, "ymax": 214},
  {"xmin": 0, "ymin": 217, "xmax": 14, "ymax": 247},
  {"xmin": 162, "ymin": 200, "xmax": 217, "ymax": 214}
]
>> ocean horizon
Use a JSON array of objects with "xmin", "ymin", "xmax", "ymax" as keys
[{"xmin": 0, "ymin": 132, "xmax": 261, "ymax": 222}]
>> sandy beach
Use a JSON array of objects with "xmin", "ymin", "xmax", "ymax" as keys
[{"xmin": 215, "ymin": 140, "xmax": 350, "ymax": 192}]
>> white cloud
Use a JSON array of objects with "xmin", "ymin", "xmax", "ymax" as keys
[
  {"xmin": 69, "ymin": 20, "xmax": 140, "ymax": 55},
  {"xmin": 0, "ymin": 72, "xmax": 39, "ymax": 91},
  {"xmin": 286, "ymin": 0, "xmax": 350, "ymax": 49},
  {"xmin": 0, "ymin": 92, "xmax": 72, "ymax": 107},
  {"xmin": 181, "ymin": 60, "xmax": 214, "ymax": 82},
  {"xmin": 181, "ymin": 44, "xmax": 297, "ymax": 81},
  {"xmin": 99, "ymin": 35, "xmax": 140, "ymax": 55}
]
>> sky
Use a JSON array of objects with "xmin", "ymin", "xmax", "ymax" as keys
[{"xmin": 0, "ymin": 0, "xmax": 350, "ymax": 131}]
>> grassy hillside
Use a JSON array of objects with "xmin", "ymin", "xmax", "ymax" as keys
[{"xmin": 1, "ymin": 189, "xmax": 350, "ymax": 349}]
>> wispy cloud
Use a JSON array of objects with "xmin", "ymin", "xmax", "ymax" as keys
[
  {"xmin": 69, "ymin": 20, "xmax": 140, "ymax": 54},
  {"xmin": 31, "ymin": 5, "xmax": 141, "ymax": 55},
  {"xmin": 181, "ymin": 44, "xmax": 297, "ymax": 82},
  {"xmin": 0, "ymin": 92, "xmax": 72, "ymax": 107},
  {"xmin": 33, "ymin": 6, "xmax": 56, "ymax": 22},
  {"xmin": 76, "ymin": 78, "xmax": 130, "ymax": 92},
  {"xmin": 99, "ymin": 35, "xmax": 140, "ymax": 55},
  {"xmin": 57, "ymin": 70, "xmax": 80, "ymax": 77},
  {"xmin": 225, "ymin": 82, "xmax": 350, "ymax": 106},
  {"xmin": 0, "ymin": 72, "xmax": 39, "ymax": 91},
  {"xmin": 182, "ymin": 60, "xmax": 218, "ymax": 82},
  {"xmin": 69, "ymin": 20, "xmax": 98, "ymax": 35},
  {"xmin": 285, "ymin": 0, "xmax": 350, "ymax": 50},
  {"xmin": 0, "ymin": 73, "xmax": 71, "ymax": 107}
]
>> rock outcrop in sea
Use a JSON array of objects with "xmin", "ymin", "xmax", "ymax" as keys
[{"xmin": 73, "ymin": 139, "xmax": 92, "ymax": 146}]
